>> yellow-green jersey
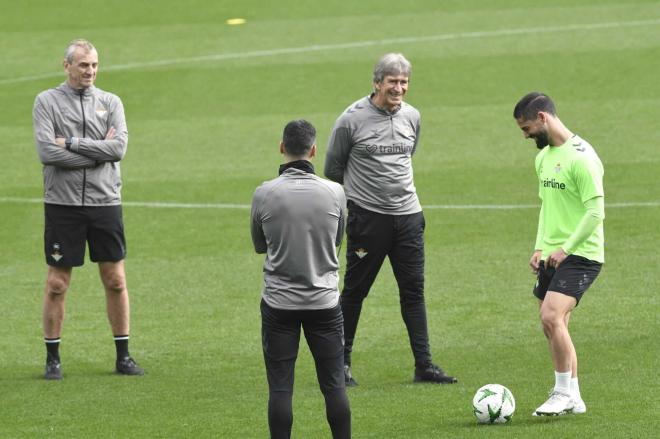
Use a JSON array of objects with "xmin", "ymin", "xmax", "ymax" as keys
[{"xmin": 535, "ymin": 135, "xmax": 604, "ymax": 263}]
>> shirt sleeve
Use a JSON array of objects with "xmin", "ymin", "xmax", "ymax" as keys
[
  {"xmin": 573, "ymin": 153, "xmax": 604, "ymax": 202},
  {"xmin": 324, "ymin": 125, "xmax": 352, "ymax": 184},
  {"xmin": 535, "ymin": 202, "xmax": 545, "ymax": 250},
  {"xmin": 411, "ymin": 118, "xmax": 421, "ymax": 156},
  {"xmin": 33, "ymin": 95, "xmax": 98, "ymax": 169},
  {"xmin": 250, "ymin": 187, "xmax": 267, "ymax": 254},
  {"xmin": 335, "ymin": 186, "xmax": 347, "ymax": 247},
  {"xmin": 562, "ymin": 196, "xmax": 605, "ymax": 254}
]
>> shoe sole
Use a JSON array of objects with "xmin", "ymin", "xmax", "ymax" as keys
[
  {"xmin": 533, "ymin": 408, "xmax": 573, "ymax": 416},
  {"xmin": 413, "ymin": 377, "xmax": 458, "ymax": 384}
]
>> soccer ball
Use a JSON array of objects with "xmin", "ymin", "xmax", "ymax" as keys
[{"xmin": 472, "ymin": 384, "xmax": 515, "ymax": 424}]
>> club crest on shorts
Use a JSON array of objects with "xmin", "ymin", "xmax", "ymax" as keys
[
  {"xmin": 355, "ymin": 248, "xmax": 368, "ymax": 259},
  {"xmin": 51, "ymin": 243, "xmax": 63, "ymax": 262}
]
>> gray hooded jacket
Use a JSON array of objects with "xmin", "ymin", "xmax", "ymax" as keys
[
  {"xmin": 33, "ymin": 82, "xmax": 128, "ymax": 206},
  {"xmin": 251, "ymin": 167, "xmax": 346, "ymax": 310}
]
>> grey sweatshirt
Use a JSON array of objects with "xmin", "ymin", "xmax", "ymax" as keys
[
  {"xmin": 324, "ymin": 95, "xmax": 422, "ymax": 215},
  {"xmin": 251, "ymin": 167, "xmax": 346, "ymax": 310},
  {"xmin": 33, "ymin": 82, "xmax": 128, "ymax": 206}
]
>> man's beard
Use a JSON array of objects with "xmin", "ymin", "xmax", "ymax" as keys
[{"xmin": 533, "ymin": 130, "xmax": 549, "ymax": 149}]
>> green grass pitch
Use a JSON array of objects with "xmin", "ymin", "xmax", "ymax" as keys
[{"xmin": 1, "ymin": 0, "xmax": 659, "ymax": 437}]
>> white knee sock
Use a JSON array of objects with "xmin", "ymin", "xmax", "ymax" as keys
[{"xmin": 554, "ymin": 370, "xmax": 571, "ymax": 395}]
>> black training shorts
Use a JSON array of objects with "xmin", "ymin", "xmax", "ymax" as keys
[
  {"xmin": 44, "ymin": 203, "xmax": 127, "ymax": 267},
  {"xmin": 533, "ymin": 254, "xmax": 602, "ymax": 305}
]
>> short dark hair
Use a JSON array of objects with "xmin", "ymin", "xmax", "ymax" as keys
[
  {"xmin": 282, "ymin": 119, "xmax": 316, "ymax": 157},
  {"xmin": 513, "ymin": 92, "xmax": 556, "ymax": 121}
]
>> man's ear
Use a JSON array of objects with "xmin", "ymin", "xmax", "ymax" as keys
[
  {"xmin": 309, "ymin": 144, "xmax": 317, "ymax": 159},
  {"xmin": 280, "ymin": 141, "xmax": 285, "ymax": 154}
]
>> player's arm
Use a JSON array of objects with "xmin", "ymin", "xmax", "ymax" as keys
[
  {"xmin": 324, "ymin": 125, "xmax": 352, "ymax": 184},
  {"xmin": 530, "ymin": 202, "xmax": 544, "ymax": 273},
  {"xmin": 68, "ymin": 97, "xmax": 128, "ymax": 162},
  {"xmin": 562, "ymin": 195, "xmax": 605, "ymax": 254},
  {"xmin": 33, "ymin": 95, "xmax": 97, "ymax": 169},
  {"xmin": 546, "ymin": 196, "xmax": 604, "ymax": 267},
  {"xmin": 547, "ymin": 154, "xmax": 605, "ymax": 267},
  {"xmin": 250, "ymin": 189, "xmax": 267, "ymax": 254}
]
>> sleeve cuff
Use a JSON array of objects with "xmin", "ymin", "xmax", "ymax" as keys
[{"xmin": 69, "ymin": 137, "xmax": 80, "ymax": 152}]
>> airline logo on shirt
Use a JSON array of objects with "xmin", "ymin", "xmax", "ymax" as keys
[
  {"xmin": 542, "ymin": 178, "xmax": 566, "ymax": 190},
  {"xmin": 362, "ymin": 143, "xmax": 414, "ymax": 154}
]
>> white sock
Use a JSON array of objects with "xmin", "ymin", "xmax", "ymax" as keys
[
  {"xmin": 571, "ymin": 377, "xmax": 581, "ymax": 400},
  {"xmin": 554, "ymin": 370, "xmax": 571, "ymax": 395}
]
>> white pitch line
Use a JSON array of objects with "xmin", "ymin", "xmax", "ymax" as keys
[
  {"xmin": 1, "ymin": 197, "xmax": 659, "ymax": 210},
  {"xmin": 1, "ymin": 18, "xmax": 659, "ymax": 86}
]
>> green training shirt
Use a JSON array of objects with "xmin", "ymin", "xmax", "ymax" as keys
[{"xmin": 534, "ymin": 134, "xmax": 605, "ymax": 263}]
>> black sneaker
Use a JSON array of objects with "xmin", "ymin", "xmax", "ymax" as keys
[
  {"xmin": 44, "ymin": 358, "xmax": 63, "ymax": 380},
  {"xmin": 116, "ymin": 356, "xmax": 144, "ymax": 376},
  {"xmin": 344, "ymin": 365, "xmax": 358, "ymax": 387},
  {"xmin": 414, "ymin": 364, "xmax": 457, "ymax": 384}
]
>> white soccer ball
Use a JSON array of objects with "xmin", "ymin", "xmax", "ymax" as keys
[{"xmin": 472, "ymin": 384, "xmax": 516, "ymax": 424}]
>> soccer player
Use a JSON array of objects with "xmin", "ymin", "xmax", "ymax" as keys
[
  {"xmin": 33, "ymin": 39, "xmax": 143, "ymax": 379},
  {"xmin": 251, "ymin": 120, "xmax": 351, "ymax": 438},
  {"xmin": 514, "ymin": 92, "xmax": 605, "ymax": 416},
  {"xmin": 324, "ymin": 53, "xmax": 456, "ymax": 386}
]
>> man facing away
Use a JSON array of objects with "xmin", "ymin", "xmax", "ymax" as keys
[
  {"xmin": 324, "ymin": 53, "xmax": 456, "ymax": 386},
  {"xmin": 33, "ymin": 39, "xmax": 143, "ymax": 379},
  {"xmin": 251, "ymin": 120, "xmax": 351, "ymax": 438},
  {"xmin": 514, "ymin": 92, "xmax": 605, "ymax": 416}
]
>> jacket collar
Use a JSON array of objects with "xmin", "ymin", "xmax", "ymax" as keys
[
  {"xmin": 58, "ymin": 82, "xmax": 95, "ymax": 98},
  {"xmin": 278, "ymin": 160, "xmax": 315, "ymax": 176},
  {"xmin": 368, "ymin": 93, "xmax": 401, "ymax": 115}
]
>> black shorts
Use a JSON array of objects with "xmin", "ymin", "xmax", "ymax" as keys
[
  {"xmin": 44, "ymin": 203, "xmax": 127, "ymax": 267},
  {"xmin": 533, "ymin": 254, "xmax": 602, "ymax": 305}
]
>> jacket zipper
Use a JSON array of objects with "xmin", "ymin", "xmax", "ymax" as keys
[{"xmin": 79, "ymin": 93, "xmax": 87, "ymax": 206}]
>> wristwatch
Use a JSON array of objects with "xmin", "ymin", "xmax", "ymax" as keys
[{"xmin": 65, "ymin": 138, "xmax": 72, "ymax": 150}]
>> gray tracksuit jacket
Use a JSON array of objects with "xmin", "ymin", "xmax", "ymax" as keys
[
  {"xmin": 33, "ymin": 82, "xmax": 128, "ymax": 206},
  {"xmin": 324, "ymin": 95, "xmax": 422, "ymax": 215},
  {"xmin": 251, "ymin": 167, "xmax": 346, "ymax": 310}
]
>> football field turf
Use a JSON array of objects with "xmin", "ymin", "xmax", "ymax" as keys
[{"xmin": 1, "ymin": 0, "xmax": 659, "ymax": 437}]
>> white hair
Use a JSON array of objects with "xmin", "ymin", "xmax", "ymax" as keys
[
  {"xmin": 372, "ymin": 53, "xmax": 411, "ymax": 83},
  {"xmin": 64, "ymin": 39, "xmax": 96, "ymax": 63}
]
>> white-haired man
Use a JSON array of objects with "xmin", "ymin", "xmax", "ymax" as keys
[
  {"xmin": 325, "ymin": 53, "xmax": 457, "ymax": 386},
  {"xmin": 33, "ymin": 39, "xmax": 143, "ymax": 379}
]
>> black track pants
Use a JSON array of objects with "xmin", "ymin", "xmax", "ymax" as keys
[
  {"xmin": 261, "ymin": 300, "xmax": 351, "ymax": 438},
  {"xmin": 341, "ymin": 202, "xmax": 432, "ymax": 368}
]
